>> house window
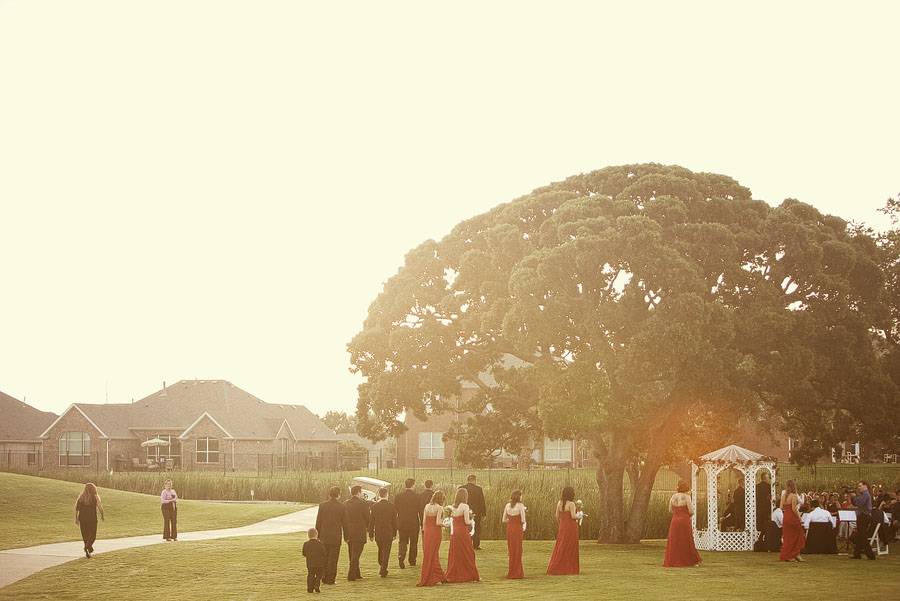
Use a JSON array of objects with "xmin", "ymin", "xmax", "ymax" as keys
[
  {"xmin": 544, "ymin": 438, "xmax": 572, "ymax": 463},
  {"xmin": 418, "ymin": 432, "xmax": 444, "ymax": 459},
  {"xmin": 0, "ymin": 443, "xmax": 5, "ymax": 464},
  {"xmin": 196, "ymin": 437, "xmax": 219, "ymax": 463},
  {"xmin": 59, "ymin": 432, "xmax": 91, "ymax": 466},
  {"xmin": 276, "ymin": 438, "xmax": 289, "ymax": 468},
  {"xmin": 27, "ymin": 443, "xmax": 38, "ymax": 465},
  {"xmin": 146, "ymin": 435, "xmax": 180, "ymax": 466}
]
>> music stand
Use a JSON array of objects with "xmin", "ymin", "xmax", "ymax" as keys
[{"xmin": 837, "ymin": 510, "xmax": 856, "ymax": 555}]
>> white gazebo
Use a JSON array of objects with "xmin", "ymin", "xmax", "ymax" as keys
[{"xmin": 691, "ymin": 444, "xmax": 776, "ymax": 551}]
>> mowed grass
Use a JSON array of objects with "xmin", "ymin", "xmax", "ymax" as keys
[
  {"xmin": 0, "ymin": 534, "xmax": 896, "ymax": 601},
  {"xmin": 0, "ymin": 472, "xmax": 306, "ymax": 550}
]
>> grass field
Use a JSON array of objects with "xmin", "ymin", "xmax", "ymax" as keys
[
  {"xmin": 0, "ymin": 473, "xmax": 306, "ymax": 550},
  {"xmin": 0, "ymin": 533, "xmax": 895, "ymax": 601},
  {"xmin": 6, "ymin": 463, "xmax": 899, "ymax": 540}
]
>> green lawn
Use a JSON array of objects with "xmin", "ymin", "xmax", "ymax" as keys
[
  {"xmin": 0, "ymin": 472, "xmax": 307, "ymax": 550},
  {"xmin": 1, "ymin": 534, "xmax": 895, "ymax": 601}
]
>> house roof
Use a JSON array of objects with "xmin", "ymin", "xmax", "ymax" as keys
[
  {"xmin": 41, "ymin": 380, "xmax": 338, "ymax": 441},
  {"xmin": 0, "ymin": 391, "xmax": 58, "ymax": 441}
]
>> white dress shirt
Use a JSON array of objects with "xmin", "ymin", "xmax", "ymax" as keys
[
  {"xmin": 772, "ymin": 507, "xmax": 784, "ymax": 528},
  {"xmin": 801, "ymin": 507, "xmax": 836, "ymax": 529}
]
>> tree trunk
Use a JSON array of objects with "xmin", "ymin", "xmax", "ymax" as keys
[
  {"xmin": 595, "ymin": 439, "xmax": 629, "ymax": 543},
  {"xmin": 623, "ymin": 460, "xmax": 662, "ymax": 543}
]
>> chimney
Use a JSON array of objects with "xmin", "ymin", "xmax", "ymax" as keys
[{"xmin": 160, "ymin": 381, "xmax": 168, "ymax": 397}]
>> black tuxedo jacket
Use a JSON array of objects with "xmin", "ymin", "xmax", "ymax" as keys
[
  {"xmin": 344, "ymin": 496, "xmax": 371, "ymax": 543},
  {"xmin": 395, "ymin": 488, "xmax": 421, "ymax": 530},
  {"xmin": 463, "ymin": 482, "xmax": 486, "ymax": 517},
  {"xmin": 315, "ymin": 499, "xmax": 348, "ymax": 545},
  {"xmin": 369, "ymin": 499, "xmax": 398, "ymax": 541}
]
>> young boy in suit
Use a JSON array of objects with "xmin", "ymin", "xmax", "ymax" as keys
[{"xmin": 302, "ymin": 527, "xmax": 328, "ymax": 593}]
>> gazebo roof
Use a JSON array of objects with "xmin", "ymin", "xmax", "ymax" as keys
[{"xmin": 699, "ymin": 444, "xmax": 766, "ymax": 463}]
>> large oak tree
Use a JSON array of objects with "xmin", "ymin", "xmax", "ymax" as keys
[{"xmin": 349, "ymin": 164, "xmax": 898, "ymax": 542}]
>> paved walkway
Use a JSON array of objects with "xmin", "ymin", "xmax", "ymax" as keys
[{"xmin": 0, "ymin": 505, "xmax": 319, "ymax": 589}]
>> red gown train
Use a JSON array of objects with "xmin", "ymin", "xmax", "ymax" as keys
[
  {"xmin": 506, "ymin": 513, "xmax": 524, "ymax": 579},
  {"xmin": 663, "ymin": 505, "xmax": 702, "ymax": 567},
  {"xmin": 417, "ymin": 515, "xmax": 446, "ymax": 586},
  {"xmin": 779, "ymin": 504, "xmax": 805, "ymax": 561},
  {"xmin": 547, "ymin": 511, "xmax": 579, "ymax": 575},
  {"xmin": 445, "ymin": 515, "xmax": 480, "ymax": 583}
]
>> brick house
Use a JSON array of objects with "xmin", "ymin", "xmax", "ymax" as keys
[
  {"xmin": 0, "ymin": 391, "xmax": 57, "ymax": 468},
  {"xmin": 39, "ymin": 380, "xmax": 339, "ymax": 472}
]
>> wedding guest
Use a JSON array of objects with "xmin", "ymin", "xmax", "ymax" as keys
[
  {"xmin": 315, "ymin": 486, "xmax": 348, "ymax": 585},
  {"xmin": 74, "ymin": 482, "xmax": 104, "ymax": 558},
  {"xmin": 801, "ymin": 500, "xmax": 836, "ymax": 530},
  {"xmin": 462, "ymin": 475, "xmax": 486, "ymax": 550},
  {"xmin": 395, "ymin": 478, "xmax": 420, "ymax": 569},
  {"xmin": 161, "ymin": 479, "xmax": 178, "ymax": 541},
  {"xmin": 345, "ymin": 485, "xmax": 370, "ymax": 580},
  {"xmin": 851, "ymin": 481, "xmax": 876, "ymax": 560},
  {"xmin": 302, "ymin": 528, "xmax": 327, "ymax": 593},
  {"xmin": 369, "ymin": 487, "xmax": 397, "ymax": 578},
  {"xmin": 663, "ymin": 480, "xmax": 702, "ymax": 567},
  {"xmin": 445, "ymin": 487, "xmax": 480, "ymax": 583},
  {"xmin": 417, "ymin": 491, "xmax": 447, "ymax": 587},
  {"xmin": 501, "ymin": 489, "xmax": 526, "ymax": 579},
  {"xmin": 779, "ymin": 479, "xmax": 805, "ymax": 562},
  {"xmin": 547, "ymin": 486, "xmax": 579, "ymax": 575}
]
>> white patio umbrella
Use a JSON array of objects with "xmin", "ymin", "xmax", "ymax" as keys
[{"xmin": 141, "ymin": 437, "xmax": 170, "ymax": 447}]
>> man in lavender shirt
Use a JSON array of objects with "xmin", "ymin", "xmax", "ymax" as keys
[
  {"xmin": 161, "ymin": 479, "xmax": 178, "ymax": 541},
  {"xmin": 851, "ymin": 480, "xmax": 875, "ymax": 559}
]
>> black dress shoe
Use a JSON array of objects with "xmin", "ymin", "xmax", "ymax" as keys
[
  {"xmin": 409, "ymin": 562, "xmax": 416, "ymax": 567},
  {"xmin": 399, "ymin": 561, "xmax": 405, "ymax": 569}
]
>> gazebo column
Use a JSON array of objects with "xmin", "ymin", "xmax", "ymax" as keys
[
  {"xmin": 707, "ymin": 464, "xmax": 721, "ymax": 549},
  {"xmin": 745, "ymin": 465, "xmax": 757, "ymax": 548}
]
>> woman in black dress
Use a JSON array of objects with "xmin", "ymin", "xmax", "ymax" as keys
[{"xmin": 74, "ymin": 482, "xmax": 104, "ymax": 558}]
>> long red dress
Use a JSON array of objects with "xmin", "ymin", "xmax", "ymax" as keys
[
  {"xmin": 779, "ymin": 503, "xmax": 805, "ymax": 561},
  {"xmin": 547, "ymin": 509, "xmax": 579, "ymax": 575},
  {"xmin": 445, "ymin": 515, "xmax": 480, "ymax": 583},
  {"xmin": 506, "ymin": 513, "xmax": 524, "ymax": 579},
  {"xmin": 663, "ymin": 505, "xmax": 702, "ymax": 567},
  {"xmin": 417, "ymin": 513, "xmax": 446, "ymax": 586}
]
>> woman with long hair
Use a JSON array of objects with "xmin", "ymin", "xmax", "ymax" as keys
[
  {"xmin": 663, "ymin": 480, "xmax": 702, "ymax": 567},
  {"xmin": 502, "ymin": 489, "xmax": 526, "ymax": 579},
  {"xmin": 74, "ymin": 482, "xmax": 104, "ymax": 558},
  {"xmin": 547, "ymin": 486, "xmax": 579, "ymax": 575},
  {"xmin": 417, "ymin": 490, "xmax": 448, "ymax": 586},
  {"xmin": 445, "ymin": 487, "xmax": 480, "ymax": 583},
  {"xmin": 779, "ymin": 479, "xmax": 805, "ymax": 562}
]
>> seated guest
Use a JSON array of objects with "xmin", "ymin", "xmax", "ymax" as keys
[
  {"xmin": 766, "ymin": 500, "xmax": 783, "ymax": 552},
  {"xmin": 826, "ymin": 493, "xmax": 841, "ymax": 515},
  {"xmin": 802, "ymin": 500, "xmax": 837, "ymax": 530},
  {"xmin": 802, "ymin": 501, "xmax": 837, "ymax": 554},
  {"xmin": 841, "ymin": 492, "xmax": 854, "ymax": 509}
]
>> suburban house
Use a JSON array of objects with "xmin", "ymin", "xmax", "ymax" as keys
[
  {"xmin": 39, "ymin": 379, "xmax": 339, "ymax": 472},
  {"xmin": 395, "ymin": 378, "xmax": 594, "ymax": 469},
  {"xmin": 0, "ymin": 391, "xmax": 57, "ymax": 468}
]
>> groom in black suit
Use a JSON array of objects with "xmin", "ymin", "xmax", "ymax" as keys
[
  {"xmin": 394, "ymin": 477, "xmax": 420, "ymax": 568},
  {"xmin": 368, "ymin": 487, "xmax": 397, "ymax": 577},
  {"xmin": 462, "ymin": 474, "xmax": 487, "ymax": 549},
  {"xmin": 315, "ymin": 486, "xmax": 348, "ymax": 585}
]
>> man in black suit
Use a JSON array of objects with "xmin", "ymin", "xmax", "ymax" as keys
[
  {"xmin": 314, "ymin": 486, "xmax": 348, "ymax": 585},
  {"xmin": 394, "ymin": 477, "xmax": 420, "ymax": 569},
  {"xmin": 419, "ymin": 479, "xmax": 435, "ymax": 525},
  {"xmin": 755, "ymin": 472, "xmax": 772, "ymax": 535},
  {"xmin": 733, "ymin": 476, "xmax": 746, "ymax": 531},
  {"xmin": 368, "ymin": 486, "xmax": 397, "ymax": 577},
  {"xmin": 462, "ymin": 474, "xmax": 486, "ymax": 549},
  {"xmin": 344, "ymin": 484, "xmax": 370, "ymax": 580}
]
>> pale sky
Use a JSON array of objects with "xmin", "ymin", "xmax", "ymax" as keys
[{"xmin": 1, "ymin": 2, "xmax": 898, "ymax": 418}]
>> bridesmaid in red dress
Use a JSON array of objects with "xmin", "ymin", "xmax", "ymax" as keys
[
  {"xmin": 779, "ymin": 479, "xmax": 805, "ymax": 563},
  {"xmin": 417, "ymin": 491, "xmax": 448, "ymax": 586},
  {"xmin": 445, "ymin": 487, "xmax": 481, "ymax": 583},
  {"xmin": 502, "ymin": 489, "xmax": 526, "ymax": 579},
  {"xmin": 547, "ymin": 486, "xmax": 580, "ymax": 575},
  {"xmin": 663, "ymin": 480, "xmax": 702, "ymax": 567}
]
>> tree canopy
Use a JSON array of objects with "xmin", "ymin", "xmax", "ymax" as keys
[
  {"xmin": 349, "ymin": 164, "xmax": 899, "ymax": 542},
  {"xmin": 320, "ymin": 410, "xmax": 357, "ymax": 435}
]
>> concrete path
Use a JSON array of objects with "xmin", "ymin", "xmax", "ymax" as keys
[{"xmin": 0, "ymin": 505, "xmax": 319, "ymax": 589}]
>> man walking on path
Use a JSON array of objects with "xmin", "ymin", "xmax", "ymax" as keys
[
  {"xmin": 395, "ymin": 478, "xmax": 420, "ymax": 569},
  {"xmin": 369, "ymin": 487, "xmax": 397, "ymax": 577},
  {"xmin": 345, "ymin": 485, "xmax": 370, "ymax": 580},
  {"xmin": 462, "ymin": 474, "xmax": 486, "ymax": 549},
  {"xmin": 315, "ymin": 486, "xmax": 349, "ymax": 584}
]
